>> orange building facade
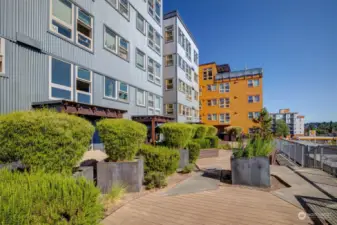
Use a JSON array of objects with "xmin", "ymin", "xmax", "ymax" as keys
[{"xmin": 199, "ymin": 62, "xmax": 263, "ymax": 134}]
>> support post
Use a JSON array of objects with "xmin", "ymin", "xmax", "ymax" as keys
[
  {"xmin": 151, "ymin": 118, "xmax": 156, "ymax": 145},
  {"xmin": 320, "ymin": 146, "xmax": 324, "ymax": 170},
  {"xmin": 301, "ymin": 145, "xmax": 304, "ymax": 167}
]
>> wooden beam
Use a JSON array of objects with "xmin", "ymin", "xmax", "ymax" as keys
[{"xmin": 151, "ymin": 117, "xmax": 156, "ymax": 145}]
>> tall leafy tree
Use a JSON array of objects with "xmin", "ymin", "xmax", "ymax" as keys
[
  {"xmin": 275, "ymin": 119, "xmax": 289, "ymax": 137},
  {"xmin": 252, "ymin": 107, "xmax": 273, "ymax": 140}
]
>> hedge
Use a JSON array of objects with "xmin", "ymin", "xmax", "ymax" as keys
[
  {"xmin": 0, "ymin": 109, "xmax": 94, "ymax": 173},
  {"xmin": 186, "ymin": 141, "xmax": 201, "ymax": 163},
  {"xmin": 0, "ymin": 169, "xmax": 103, "ymax": 225},
  {"xmin": 138, "ymin": 144, "xmax": 179, "ymax": 175},
  {"xmin": 193, "ymin": 125, "xmax": 207, "ymax": 139},
  {"xmin": 97, "ymin": 119, "xmax": 147, "ymax": 162},
  {"xmin": 206, "ymin": 125, "xmax": 218, "ymax": 136},
  {"xmin": 205, "ymin": 136, "xmax": 219, "ymax": 148},
  {"xmin": 194, "ymin": 138, "xmax": 211, "ymax": 149},
  {"xmin": 160, "ymin": 123, "xmax": 193, "ymax": 148}
]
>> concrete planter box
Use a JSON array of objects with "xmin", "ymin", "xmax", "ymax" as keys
[
  {"xmin": 199, "ymin": 149, "xmax": 220, "ymax": 159},
  {"xmin": 73, "ymin": 166, "xmax": 94, "ymax": 182},
  {"xmin": 97, "ymin": 158, "xmax": 144, "ymax": 193},
  {"xmin": 231, "ymin": 156, "xmax": 270, "ymax": 187},
  {"xmin": 179, "ymin": 149, "xmax": 189, "ymax": 169}
]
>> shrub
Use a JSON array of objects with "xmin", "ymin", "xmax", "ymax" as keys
[
  {"xmin": 102, "ymin": 183, "xmax": 126, "ymax": 210},
  {"xmin": 219, "ymin": 143, "xmax": 232, "ymax": 150},
  {"xmin": 0, "ymin": 169, "xmax": 103, "ymax": 224},
  {"xmin": 206, "ymin": 125, "xmax": 218, "ymax": 136},
  {"xmin": 186, "ymin": 141, "xmax": 201, "ymax": 163},
  {"xmin": 233, "ymin": 136, "xmax": 274, "ymax": 158},
  {"xmin": 181, "ymin": 164, "xmax": 194, "ymax": 174},
  {"xmin": 144, "ymin": 171, "xmax": 167, "ymax": 190},
  {"xmin": 193, "ymin": 125, "xmax": 207, "ymax": 139},
  {"xmin": 205, "ymin": 136, "xmax": 219, "ymax": 148},
  {"xmin": 160, "ymin": 123, "xmax": 193, "ymax": 148},
  {"xmin": 97, "ymin": 119, "xmax": 147, "ymax": 161},
  {"xmin": 195, "ymin": 138, "xmax": 211, "ymax": 149},
  {"xmin": 0, "ymin": 109, "xmax": 94, "ymax": 173},
  {"xmin": 189, "ymin": 125, "xmax": 198, "ymax": 139},
  {"xmin": 138, "ymin": 144, "xmax": 179, "ymax": 175}
]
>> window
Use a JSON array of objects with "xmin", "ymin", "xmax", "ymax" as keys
[
  {"xmin": 219, "ymin": 83, "xmax": 229, "ymax": 93},
  {"xmin": 203, "ymin": 68, "xmax": 212, "ymax": 80},
  {"xmin": 248, "ymin": 79, "xmax": 260, "ymax": 87},
  {"xmin": 219, "ymin": 114, "xmax": 225, "ymax": 123},
  {"xmin": 76, "ymin": 67, "xmax": 92, "ymax": 104},
  {"xmin": 219, "ymin": 98, "xmax": 230, "ymax": 108},
  {"xmin": 148, "ymin": 24, "xmax": 161, "ymax": 54},
  {"xmin": 225, "ymin": 113, "xmax": 230, "ymax": 123},
  {"xmin": 178, "ymin": 104, "xmax": 183, "ymax": 115},
  {"xmin": 0, "ymin": 38, "xmax": 5, "ymax": 74},
  {"xmin": 118, "ymin": 82, "xmax": 128, "ymax": 101},
  {"xmin": 136, "ymin": 89, "xmax": 146, "ymax": 106},
  {"xmin": 106, "ymin": 0, "xmax": 117, "ymax": 8},
  {"xmin": 248, "ymin": 80, "xmax": 253, "ymax": 87},
  {"xmin": 248, "ymin": 96, "xmax": 254, "ymax": 103},
  {"xmin": 106, "ymin": 0, "xmax": 129, "ymax": 18},
  {"xmin": 178, "ymin": 55, "xmax": 183, "ymax": 69},
  {"xmin": 186, "ymin": 85, "xmax": 192, "ymax": 101},
  {"xmin": 248, "ymin": 95, "xmax": 260, "ymax": 103},
  {"xmin": 155, "ymin": 95, "xmax": 161, "ymax": 114},
  {"xmin": 104, "ymin": 26, "xmax": 129, "ymax": 60},
  {"xmin": 76, "ymin": 8, "xmax": 93, "ymax": 50},
  {"xmin": 148, "ymin": 0, "xmax": 161, "ymax": 24},
  {"xmin": 165, "ymin": 104, "xmax": 173, "ymax": 115},
  {"xmin": 165, "ymin": 25, "xmax": 174, "ymax": 42},
  {"xmin": 148, "ymin": 93, "xmax": 154, "ymax": 108},
  {"xmin": 104, "ymin": 77, "xmax": 117, "ymax": 99},
  {"xmin": 248, "ymin": 112, "xmax": 254, "ymax": 120},
  {"xmin": 254, "ymin": 112, "xmax": 260, "ymax": 118},
  {"xmin": 194, "ymin": 90, "xmax": 198, "ymax": 100},
  {"xmin": 136, "ymin": 13, "xmax": 145, "ymax": 34},
  {"xmin": 194, "ymin": 50, "xmax": 198, "ymax": 65},
  {"xmin": 212, "ymin": 114, "xmax": 217, "ymax": 121},
  {"xmin": 50, "ymin": 0, "xmax": 74, "ymax": 40},
  {"xmin": 50, "ymin": 57, "xmax": 73, "ymax": 100},
  {"xmin": 165, "ymin": 79, "xmax": 173, "ymax": 90},
  {"xmin": 208, "ymin": 99, "xmax": 217, "ymax": 106},
  {"xmin": 211, "ymin": 99, "xmax": 217, "ymax": 106},
  {"xmin": 254, "ymin": 95, "xmax": 260, "ymax": 102},
  {"xmin": 136, "ymin": 49, "xmax": 146, "ymax": 70},
  {"xmin": 208, "ymin": 84, "xmax": 216, "ymax": 91},
  {"xmin": 178, "ymin": 28, "xmax": 183, "ymax": 45},
  {"xmin": 220, "ymin": 113, "xmax": 230, "ymax": 123},
  {"xmin": 165, "ymin": 55, "xmax": 174, "ymax": 66},
  {"xmin": 194, "ymin": 73, "xmax": 199, "ymax": 83},
  {"xmin": 207, "ymin": 114, "xmax": 212, "ymax": 121},
  {"xmin": 148, "ymin": 57, "xmax": 161, "ymax": 85}
]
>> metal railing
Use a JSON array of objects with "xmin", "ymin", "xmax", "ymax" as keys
[{"xmin": 275, "ymin": 139, "xmax": 337, "ymax": 177}]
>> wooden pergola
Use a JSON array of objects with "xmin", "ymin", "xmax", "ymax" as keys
[{"xmin": 131, "ymin": 115, "xmax": 174, "ymax": 145}]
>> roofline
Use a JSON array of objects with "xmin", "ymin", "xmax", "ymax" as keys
[
  {"xmin": 163, "ymin": 10, "xmax": 198, "ymax": 46},
  {"xmin": 199, "ymin": 62, "xmax": 216, "ymax": 66}
]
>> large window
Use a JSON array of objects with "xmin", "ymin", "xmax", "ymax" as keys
[
  {"xmin": 148, "ymin": 24, "xmax": 161, "ymax": 55},
  {"xmin": 219, "ymin": 98, "xmax": 230, "ymax": 108},
  {"xmin": 178, "ymin": 28, "xmax": 183, "ymax": 45},
  {"xmin": 212, "ymin": 114, "xmax": 217, "ymax": 121},
  {"xmin": 165, "ymin": 55, "xmax": 174, "ymax": 66},
  {"xmin": 136, "ymin": 89, "xmax": 146, "ymax": 106},
  {"xmin": 104, "ymin": 26, "xmax": 129, "ymax": 60},
  {"xmin": 248, "ymin": 112, "xmax": 260, "ymax": 120},
  {"xmin": 106, "ymin": 0, "xmax": 129, "ymax": 19},
  {"xmin": 118, "ymin": 82, "xmax": 128, "ymax": 101},
  {"xmin": 104, "ymin": 77, "xmax": 117, "ymax": 99},
  {"xmin": 136, "ymin": 13, "xmax": 145, "ymax": 34},
  {"xmin": 248, "ymin": 79, "xmax": 260, "ymax": 87},
  {"xmin": 50, "ymin": 0, "xmax": 74, "ymax": 40},
  {"xmin": 165, "ymin": 25, "xmax": 174, "ymax": 42},
  {"xmin": 148, "ymin": 0, "xmax": 161, "ymax": 24},
  {"xmin": 76, "ymin": 9, "xmax": 93, "ymax": 50},
  {"xmin": 194, "ymin": 50, "xmax": 198, "ymax": 65},
  {"xmin": 0, "ymin": 38, "xmax": 4, "ymax": 74},
  {"xmin": 248, "ymin": 95, "xmax": 260, "ymax": 103},
  {"xmin": 136, "ymin": 48, "xmax": 146, "ymax": 70},
  {"xmin": 203, "ymin": 68, "xmax": 212, "ymax": 80},
  {"xmin": 148, "ymin": 57, "xmax": 161, "ymax": 85},
  {"xmin": 219, "ymin": 83, "xmax": 230, "ymax": 93},
  {"xmin": 155, "ymin": 95, "xmax": 161, "ymax": 114},
  {"xmin": 165, "ymin": 104, "xmax": 173, "ymax": 115},
  {"xmin": 220, "ymin": 113, "xmax": 230, "ymax": 123},
  {"xmin": 76, "ymin": 67, "xmax": 92, "ymax": 104},
  {"xmin": 50, "ymin": 57, "xmax": 73, "ymax": 100},
  {"xmin": 165, "ymin": 79, "xmax": 173, "ymax": 90}
]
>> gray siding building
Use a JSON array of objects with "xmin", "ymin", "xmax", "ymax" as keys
[
  {"xmin": 270, "ymin": 109, "xmax": 305, "ymax": 136},
  {"xmin": 0, "ymin": 0, "xmax": 164, "ymax": 119}
]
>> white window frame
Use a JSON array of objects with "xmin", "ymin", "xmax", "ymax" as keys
[
  {"xmin": 49, "ymin": 0, "xmax": 74, "ymax": 41},
  {"xmin": 148, "ymin": 0, "xmax": 161, "ymax": 25},
  {"xmin": 104, "ymin": 26, "xmax": 118, "ymax": 54},
  {"xmin": 76, "ymin": 8, "xmax": 93, "ymax": 51},
  {"xmin": 0, "ymin": 38, "xmax": 5, "ymax": 74},
  {"xmin": 118, "ymin": 82, "xmax": 128, "ymax": 102},
  {"xmin": 207, "ymin": 114, "xmax": 212, "ymax": 121},
  {"xmin": 254, "ymin": 95, "xmax": 260, "ymax": 102},
  {"xmin": 211, "ymin": 84, "xmax": 217, "ymax": 91},
  {"xmin": 49, "ymin": 56, "xmax": 73, "ymax": 101},
  {"xmin": 136, "ymin": 12, "xmax": 145, "ymax": 34},
  {"xmin": 75, "ymin": 66, "xmax": 92, "ymax": 104},
  {"xmin": 136, "ymin": 89, "xmax": 146, "ymax": 107},
  {"xmin": 212, "ymin": 114, "xmax": 217, "ymax": 121},
  {"xmin": 104, "ymin": 76, "xmax": 118, "ymax": 100},
  {"xmin": 165, "ymin": 54, "xmax": 174, "ymax": 66},
  {"xmin": 118, "ymin": 0, "xmax": 129, "ymax": 19},
  {"xmin": 165, "ymin": 104, "xmax": 173, "ymax": 115},
  {"xmin": 165, "ymin": 79, "xmax": 173, "ymax": 90},
  {"xmin": 248, "ymin": 96, "xmax": 254, "ymax": 103},
  {"xmin": 154, "ymin": 95, "xmax": 161, "ymax": 114},
  {"xmin": 219, "ymin": 83, "xmax": 225, "ymax": 93},
  {"xmin": 147, "ymin": 57, "xmax": 161, "ymax": 85},
  {"xmin": 165, "ymin": 25, "xmax": 174, "ymax": 43},
  {"xmin": 194, "ymin": 72, "xmax": 199, "ymax": 83},
  {"xmin": 225, "ymin": 113, "xmax": 230, "ymax": 123},
  {"xmin": 219, "ymin": 114, "xmax": 225, "ymax": 123},
  {"xmin": 148, "ymin": 93, "xmax": 155, "ymax": 111},
  {"xmin": 135, "ymin": 48, "xmax": 146, "ymax": 70},
  {"xmin": 147, "ymin": 24, "xmax": 161, "ymax": 55},
  {"xmin": 118, "ymin": 37, "xmax": 129, "ymax": 60},
  {"xmin": 104, "ymin": 26, "xmax": 129, "ymax": 61},
  {"xmin": 248, "ymin": 80, "xmax": 253, "ymax": 87},
  {"xmin": 248, "ymin": 112, "xmax": 254, "ymax": 120}
]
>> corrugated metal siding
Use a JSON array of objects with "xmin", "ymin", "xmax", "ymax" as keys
[{"xmin": 0, "ymin": 40, "xmax": 49, "ymax": 114}]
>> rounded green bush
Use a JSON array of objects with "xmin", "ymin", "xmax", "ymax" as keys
[
  {"xmin": 160, "ymin": 123, "xmax": 193, "ymax": 148},
  {"xmin": 187, "ymin": 141, "xmax": 201, "ymax": 163},
  {"xmin": 206, "ymin": 125, "xmax": 218, "ymax": 136},
  {"xmin": 0, "ymin": 109, "xmax": 94, "ymax": 173},
  {"xmin": 205, "ymin": 136, "xmax": 219, "ymax": 148},
  {"xmin": 194, "ymin": 125, "xmax": 207, "ymax": 139},
  {"xmin": 144, "ymin": 171, "xmax": 167, "ymax": 190},
  {"xmin": 194, "ymin": 138, "xmax": 211, "ymax": 149},
  {"xmin": 0, "ymin": 169, "xmax": 103, "ymax": 224},
  {"xmin": 97, "ymin": 119, "xmax": 147, "ymax": 162},
  {"xmin": 138, "ymin": 144, "xmax": 179, "ymax": 175}
]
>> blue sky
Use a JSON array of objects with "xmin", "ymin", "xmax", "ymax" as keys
[{"xmin": 163, "ymin": 0, "xmax": 337, "ymax": 122}]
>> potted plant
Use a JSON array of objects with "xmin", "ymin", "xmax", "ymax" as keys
[
  {"xmin": 231, "ymin": 136, "xmax": 274, "ymax": 187},
  {"xmin": 96, "ymin": 119, "xmax": 147, "ymax": 193}
]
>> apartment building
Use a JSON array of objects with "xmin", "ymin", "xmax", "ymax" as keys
[
  {"xmin": 199, "ymin": 62, "xmax": 263, "ymax": 134},
  {"xmin": 0, "ymin": 0, "xmax": 164, "ymax": 118},
  {"xmin": 162, "ymin": 11, "xmax": 199, "ymax": 122},
  {"xmin": 270, "ymin": 109, "xmax": 305, "ymax": 136}
]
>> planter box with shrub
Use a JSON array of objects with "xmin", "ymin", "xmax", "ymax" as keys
[
  {"xmin": 178, "ymin": 149, "xmax": 189, "ymax": 169},
  {"xmin": 96, "ymin": 119, "xmax": 147, "ymax": 193}
]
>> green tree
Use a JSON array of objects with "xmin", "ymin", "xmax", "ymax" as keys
[
  {"xmin": 252, "ymin": 107, "xmax": 273, "ymax": 140},
  {"xmin": 275, "ymin": 119, "xmax": 289, "ymax": 137}
]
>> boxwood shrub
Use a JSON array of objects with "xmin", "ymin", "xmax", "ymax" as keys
[
  {"xmin": 0, "ymin": 169, "xmax": 103, "ymax": 225},
  {"xmin": 186, "ymin": 141, "xmax": 201, "ymax": 163},
  {"xmin": 194, "ymin": 125, "xmax": 207, "ymax": 139},
  {"xmin": 138, "ymin": 144, "xmax": 179, "ymax": 175},
  {"xmin": 97, "ymin": 119, "xmax": 147, "ymax": 162},
  {"xmin": 0, "ymin": 109, "xmax": 94, "ymax": 173},
  {"xmin": 205, "ymin": 136, "xmax": 219, "ymax": 148},
  {"xmin": 195, "ymin": 138, "xmax": 211, "ymax": 149},
  {"xmin": 206, "ymin": 125, "xmax": 218, "ymax": 136},
  {"xmin": 160, "ymin": 123, "xmax": 193, "ymax": 148}
]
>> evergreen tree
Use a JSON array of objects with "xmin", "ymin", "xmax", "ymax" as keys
[{"xmin": 252, "ymin": 107, "xmax": 273, "ymax": 140}]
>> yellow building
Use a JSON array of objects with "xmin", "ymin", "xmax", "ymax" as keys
[{"xmin": 199, "ymin": 62, "xmax": 263, "ymax": 134}]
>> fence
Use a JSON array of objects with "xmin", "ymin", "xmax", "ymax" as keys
[{"xmin": 274, "ymin": 139, "xmax": 337, "ymax": 177}]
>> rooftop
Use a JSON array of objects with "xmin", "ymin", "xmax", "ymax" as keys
[
  {"xmin": 163, "ymin": 10, "xmax": 197, "ymax": 46},
  {"xmin": 215, "ymin": 68, "xmax": 263, "ymax": 81}
]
